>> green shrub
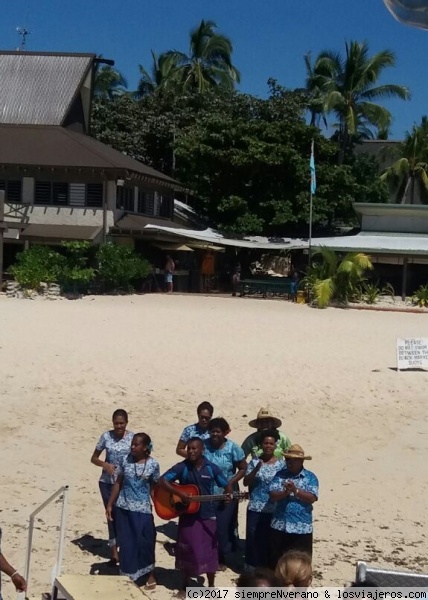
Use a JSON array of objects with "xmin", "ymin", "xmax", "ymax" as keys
[
  {"xmin": 10, "ymin": 246, "xmax": 66, "ymax": 289},
  {"xmin": 96, "ymin": 243, "xmax": 152, "ymax": 291},
  {"xmin": 59, "ymin": 241, "xmax": 95, "ymax": 293},
  {"xmin": 363, "ymin": 282, "xmax": 381, "ymax": 305},
  {"xmin": 412, "ymin": 284, "xmax": 428, "ymax": 307}
]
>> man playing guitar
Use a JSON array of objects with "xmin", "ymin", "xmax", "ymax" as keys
[{"xmin": 158, "ymin": 438, "xmax": 232, "ymax": 595}]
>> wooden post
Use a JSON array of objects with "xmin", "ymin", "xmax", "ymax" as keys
[
  {"xmin": 0, "ymin": 190, "xmax": 6, "ymax": 292},
  {"xmin": 401, "ymin": 257, "xmax": 408, "ymax": 302}
]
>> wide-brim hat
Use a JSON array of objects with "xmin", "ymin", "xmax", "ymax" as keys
[
  {"xmin": 249, "ymin": 407, "xmax": 282, "ymax": 429},
  {"xmin": 283, "ymin": 444, "xmax": 312, "ymax": 460}
]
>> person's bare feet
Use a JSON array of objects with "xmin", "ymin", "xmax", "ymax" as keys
[
  {"xmin": 110, "ymin": 545, "xmax": 119, "ymax": 565},
  {"xmin": 144, "ymin": 572, "xmax": 157, "ymax": 590}
]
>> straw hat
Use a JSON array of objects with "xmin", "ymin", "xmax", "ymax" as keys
[
  {"xmin": 249, "ymin": 407, "xmax": 282, "ymax": 429},
  {"xmin": 283, "ymin": 444, "xmax": 312, "ymax": 460}
]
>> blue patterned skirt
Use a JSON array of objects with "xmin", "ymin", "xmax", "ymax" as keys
[{"xmin": 115, "ymin": 508, "xmax": 156, "ymax": 581}]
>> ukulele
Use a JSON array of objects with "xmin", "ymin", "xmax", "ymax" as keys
[{"xmin": 153, "ymin": 482, "xmax": 249, "ymax": 520}]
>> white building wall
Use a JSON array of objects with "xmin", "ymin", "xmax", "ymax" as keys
[
  {"xmin": 362, "ymin": 214, "xmax": 428, "ymax": 234},
  {"xmin": 22, "ymin": 177, "xmax": 34, "ymax": 204}
]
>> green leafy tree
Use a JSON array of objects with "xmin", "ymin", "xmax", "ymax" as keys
[
  {"xmin": 91, "ymin": 82, "xmax": 388, "ymax": 234},
  {"xmin": 381, "ymin": 116, "xmax": 428, "ymax": 204},
  {"xmin": 306, "ymin": 41, "xmax": 410, "ymax": 162},
  {"xmin": 308, "ymin": 247, "xmax": 373, "ymax": 308}
]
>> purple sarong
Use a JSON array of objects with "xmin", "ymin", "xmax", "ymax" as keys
[{"xmin": 176, "ymin": 514, "xmax": 219, "ymax": 575}]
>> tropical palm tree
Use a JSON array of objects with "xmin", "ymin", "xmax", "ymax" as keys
[
  {"xmin": 93, "ymin": 64, "xmax": 128, "ymax": 100},
  {"xmin": 381, "ymin": 116, "xmax": 428, "ymax": 204},
  {"xmin": 307, "ymin": 247, "xmax": 373, "ymax": 307},
  {"xmin": 306, "ymin": 41, "xmax": 410, "ymax": 162},
  {"xmin": 135, "ymin": 50, "xmax": 181, "ymax": 98},
  {"xmin": 167, "ymin": 19, "xmax": 240, "ymax": 93},
  {"xmin": 304, "ymin": 52, "xmax": 329, "ymax": 128}
]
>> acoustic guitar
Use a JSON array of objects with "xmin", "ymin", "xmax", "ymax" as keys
[{"xmin": 153, "ymin": 482, "xmax": 249, "ymax": 520}]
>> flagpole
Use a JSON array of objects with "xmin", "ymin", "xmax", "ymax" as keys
[
  {"xmin": 308, "ymin": 188, "xmax": 313, "ymax": 270},
  {"xmin": 308, "ymin": 139, "xmax": 315, "ymax": 270}
]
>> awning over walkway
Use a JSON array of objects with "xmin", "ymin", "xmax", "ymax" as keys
[
  {"xmin": 144, "ymin": 224, "xmax": 308, "ymax": 250},
  {"xmin": 21, "ymin": 224, "xmax": 102, "ymax": 241},
  {"xmin": 311, "ymin": 232, "xmax": 428, "ymax": 255},
  {"xmin": 114, "ymin": 215, "xmax": 187, "ymax": 232}
]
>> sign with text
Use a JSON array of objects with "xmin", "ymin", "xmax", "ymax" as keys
[{"xmin": 397, "ymin": 338, "xmax": 428, "ymax": 370}]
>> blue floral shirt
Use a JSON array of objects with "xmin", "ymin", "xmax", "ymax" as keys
[
  {"xmin": 203, "ymin": 439, "xmax": 245, "ymax": 495},
  {"xmin": 246, "ymin": 458, "xmax": 285, "ymax": 513},
  {"xmin": 96, "ymin": 430, "xmax": 134, "ymax": 484},
  {"xmin": 179, "ymin": 423, "xmax": 211, "ymax": 443},
  {"xmin": 269, "ymin": 467, "xmax": 319, "ymax": 534},
  {"xmin": 115, "ymin": 454, "xmax": 159, "ymax": 514}
]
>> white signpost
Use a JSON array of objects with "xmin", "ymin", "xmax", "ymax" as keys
[{"xmin": 397, "ymin": 338, "xmax": 428, "ymax": 371}]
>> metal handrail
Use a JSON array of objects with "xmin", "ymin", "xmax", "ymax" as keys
[{"xmin": 17, "ymin": 485, "xmax": 69, "ymax": 600}]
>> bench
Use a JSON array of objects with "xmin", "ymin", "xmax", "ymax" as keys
[{"xmin": 239, "ymin": 278, "xmax": 293, "ymax": 299}]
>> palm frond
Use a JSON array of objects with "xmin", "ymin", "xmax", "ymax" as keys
[{"xmin": 314, "ymin": 278, "xmax": 335, "ymax": 308}]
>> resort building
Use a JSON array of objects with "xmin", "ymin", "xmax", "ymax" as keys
[
  {"xmin": 0, "ymin": 51, "xmax": 184, "ymax": 269},
  {"xmin": 311, "ymin": 203, "xmax": 428, "ymax": 298}
]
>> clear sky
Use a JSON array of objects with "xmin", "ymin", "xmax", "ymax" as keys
[{"xmin": 1, "ymin": 0, "xmax": 427, "ymax": 138}]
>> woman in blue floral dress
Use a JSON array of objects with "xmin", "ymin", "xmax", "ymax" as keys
[
  {"xmin": 106, "ymin": 433, "xmax": 159, "ymax": 589},
  {"xmin": 203, "ymin": 417, "xmax": 247, "ymax": 568},
  {"xmin": 91, "ymin": 409, "xmax": 133, "ymax": 564},
  {"xmin": 243, "ymin": 429, "xmax": 284, "ymax": 569}
]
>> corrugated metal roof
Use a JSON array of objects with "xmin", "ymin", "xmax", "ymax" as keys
[
  {"xmin": 0, "ymin": 52, "xmax": 94, "ymax": 125},
  {"xmin": 311, "ymin": 232, "xmax": 428, "ymax": 254},
  {"xmin": 143, "ymin": 224, "xmax": 309, "ymax": 250}
]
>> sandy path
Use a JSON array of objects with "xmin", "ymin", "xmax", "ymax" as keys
[{"xmin": 0, "ymin": 294, "xmax": 427, "ymax": 598}]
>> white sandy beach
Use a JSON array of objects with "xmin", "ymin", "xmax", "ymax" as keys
[{"xmin": 0, "ymin": 294, "xmax": 427, "ymax": 599}]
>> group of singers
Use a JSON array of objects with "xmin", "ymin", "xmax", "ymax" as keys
[{"xmin": 90, "ymin": 403, "xmax": 319, "ymax": 594}]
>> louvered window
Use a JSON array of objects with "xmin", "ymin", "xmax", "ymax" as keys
[
  {"xmin": 35, "ymin": 181, "xmax": 69, "ymax": 205},
  {"xmin": 116, "ymin": 186, "xmax": 134, "ymax": 211},
  {"xmin": 86, "ymin": 184, "xmax": 103, "ymax": 207},
  {"xmin": 0, "ymin": 179, "xmax": 22, "ymax": 202},
  {"xmin": 158, "ymin": 193, "xmax": 173, "ymax": 218},
  {"xmin": 137, "ymin": 189, "xmax": 155, "ymax": 215}
]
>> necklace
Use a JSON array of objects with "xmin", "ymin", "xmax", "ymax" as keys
[{"xmin": 134, "ymin": 457, "xmax": 149, "ymax": 479}]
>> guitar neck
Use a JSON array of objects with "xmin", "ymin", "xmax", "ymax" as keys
[{"xmin": 190, "ymin": 494, "xmax": 231, "ymax": 502}]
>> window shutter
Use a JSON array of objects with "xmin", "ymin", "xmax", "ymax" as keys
[{"xmin": 69, "ymin": 183, "xmax": 86, "ymax": 206}]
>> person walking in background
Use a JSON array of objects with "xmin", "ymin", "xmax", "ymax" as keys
[
  {"xmin": 243, "ymin": 429, "xmax": 284, "ymax": 570},
  {"xmin": 175, "ymin": 402, "xmax": 214, "ymax": 458},
  {"xmin": 91, "ymin": 409, "xmax": 133, "ymax": 565},
  {"xmin": 0, "ymin": 527, "xmax": 27, "ymax": 598},
  {"xmin": 231, "ymin": 266, "xmax": 241, "ymax": 297},
  {"xmin": 203, "ymin": 418, "xmax": 247, "ymax": 569},
  {"xmin": 165, "ymin": 255, "xmax": 175, "ymax": 293},
  {"xmin": 269, "ymin": 444, "xmax": 318, "ymax": 568},
  {"xmin": 290, "ymin": 271, "xmax": 299, "ymax": 303},
  {"xmin": 106, "ymin": 433, "xmax": 159, "ymax": 589},
  {"xmin": 158, "ymin": 438, "xmax": 231, "ymax": 596},
  {"xmin": 241, "ymin": 408, "xmax": 291, "ymax": 459}
]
